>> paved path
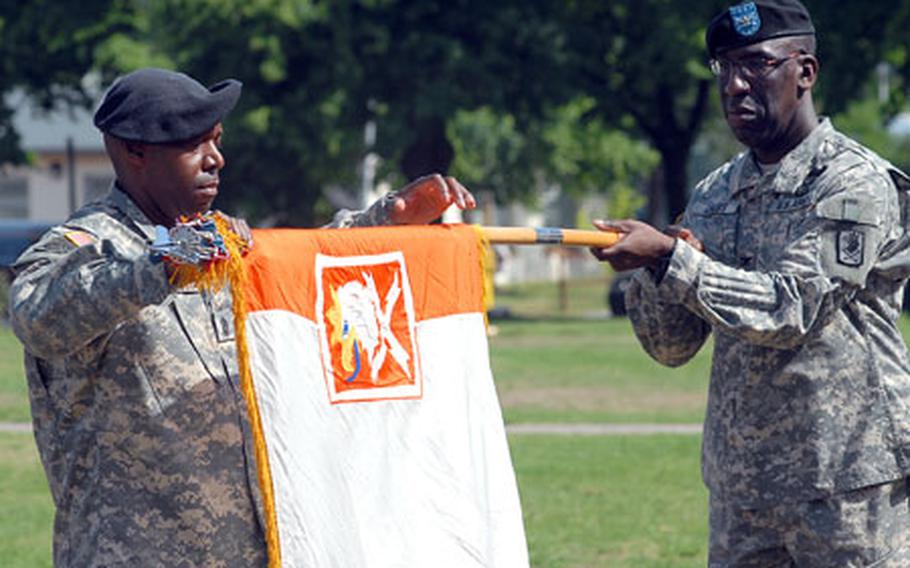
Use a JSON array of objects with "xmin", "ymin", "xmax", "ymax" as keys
[
  {"xmin": 506, "ymin": 423, "xmax": 701, "ymax": 435},
  {"xmin": 1, "ymin": 422, "xmax": 702, "ymax": 435}
]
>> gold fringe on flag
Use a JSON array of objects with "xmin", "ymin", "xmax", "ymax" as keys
[
  {"xmin": 168, "ymin": 214, "xmax": 282, "ymax": 568},
  {"xmin": 471, "ymin": 225, "xmax": 492, "ymax": 330}
]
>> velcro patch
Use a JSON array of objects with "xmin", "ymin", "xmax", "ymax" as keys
[
  {"xmin": 836, "ymin": 229, "xmax": 864, "ymax": 267},
  {"xmin": 63, "ymin": 230, "xmax": 95, "ymax": 248}
]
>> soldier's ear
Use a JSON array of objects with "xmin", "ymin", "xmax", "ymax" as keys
[
  {"xmin": 124, "ymin": 141, "xmax": 145, "ymax": 160},
  {"xmin": 796, "ymin": 54, "xmax": 818, "ymax": 90}
]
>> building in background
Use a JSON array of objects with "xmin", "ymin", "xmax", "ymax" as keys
[{"xmin": 1, "ymin": 93, "xmax": 113, "ymax": 222}]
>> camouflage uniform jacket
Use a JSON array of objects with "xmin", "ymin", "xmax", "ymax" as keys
[
  {"xmin": 626, "ymin": 119, "xmax": 910, "ymax": 507},
  {"xmin": 8, "ymin": 186, "xmax": 396, "ymax": 567}
]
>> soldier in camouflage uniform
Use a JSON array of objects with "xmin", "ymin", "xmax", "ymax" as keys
[
  {"xmin": 592, "ymin": 1, "xmax": 910, "ymax": 566},
  {"xmin": 7, "ymin": 68, "xmax": 474, "ymax": 567}
]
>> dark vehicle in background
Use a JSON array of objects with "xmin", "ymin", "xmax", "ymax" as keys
[
  {"xmin": 607, "ymin": 271, "xmax": 634, "ymax": 317},
  {"xmin": 0, "ymin": 220, "xmax": 53, "ymax": 320},
  {"xmin": 0, "ymin": 220, "xmax": 54, "ymax": 268}
]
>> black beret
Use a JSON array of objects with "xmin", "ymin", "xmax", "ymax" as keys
[
  {"xmin": 706, "ymin": 0, "xmax": 815, "ymax": 57},
  {"xmin": 93, "ymin": 68, "xmax": 242, "ymax": 143}
]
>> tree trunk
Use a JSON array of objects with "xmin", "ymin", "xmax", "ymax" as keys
[
  {"xmin": 290, "ymin": 189, "xmax": 321, "ymax": 227},
  {"xmin": 643, "ymin": 164, "xmax": 666, "ymax": 226},
  {"xmin": 400, "ymin": 116, "xmax": 454, "ymax": 180},
  {"xmin": 659, "ymin": 144, "xmax": 691, "ymax": 225},
  {"xmin": 630, "ymin": 79, "xmax": 710, "ymax": 226}
]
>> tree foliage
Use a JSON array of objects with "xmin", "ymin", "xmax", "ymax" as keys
[
  {"xmin": 558, "ymin": 0, "xmax": 727, "ymax": 223},
  {"xmin": 832, "ymin": 95, "xmax": 910, "ymax": 169},
  {"xmin": 448, "ymin": 98, "xmax": 658, "ymax": 212},
  {"xmin": 808, "ymin": 0, "xmax": 910, "ymax": 116},
  {"xmin": 104, "ymin": 1, "xmax": 369, "ymax": 225},
  {"xmin": 84, "ymin": 0, "xmax": 574, "ymax": 225},
  {"xmin": 448, "ymin": 107, "xmax": 536, "ymax": 204},
  {"xmin": 0, "ymin": 0, "xmax": 126, "ymax": 164},
  {"xmin": 338, "ymin": 0, "xmax": 569, "ymax": 180},
  {"xmin": 3, "ymin": 0, "xmax": 910, "ymax": 226}
]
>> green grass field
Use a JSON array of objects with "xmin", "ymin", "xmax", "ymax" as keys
[
  {"xmin": 491, "ymin": 318, "xmax": 710, "ymax": 425},
  {"xmin": 0, "ymin": 430, "xmax": 707, "ymax": 568},
  {"xmin": 513, "ymin": 434, "xmax": 707, "ymax": 568},
  {"xmin": 0, "ymin": 324, "xmax": 28, "ymax": 423},
  {"xmin": 0, "ymin": 276, "xmax": 714, "ymax": 567},
  {"xmin": 0, "ymin": 433, "xmax": 54, "ymax": 567},
  {"xmin": 489, "ymin": 277, "xmax": 711, "ymax": 425}
]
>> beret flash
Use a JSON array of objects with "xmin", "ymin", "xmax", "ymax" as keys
[{"xmin": 706, "ymin": 0, "xmax": 815, "ymax": 57}]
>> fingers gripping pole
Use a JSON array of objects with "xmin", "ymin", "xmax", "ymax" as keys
[{"xmin": 480, "ymin": 226, "xmax": 622, "ymax": 248}]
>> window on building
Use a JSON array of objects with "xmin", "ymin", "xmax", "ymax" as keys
[
  {"xmin": 0, "ymin": 176, "xmax": 28, "ymax": 218},
  {"xmin": 83, "ymin": 173, "xmax": 113, "ymax": 205}
]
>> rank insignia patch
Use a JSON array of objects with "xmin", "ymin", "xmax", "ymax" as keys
[
  {"xmin": 836, "ymin": 229, "xmax": 864, "ymax": 267},
  {"xmin": 730, "ymin": 2, "xmax": 761, "ymax": 37}
]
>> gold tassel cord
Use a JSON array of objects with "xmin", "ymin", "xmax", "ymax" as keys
[
  {"xmin": 471, "ymin": 225, "xmax": 492, "ymax": 330},
  {"xmin": 168, "ymin": 215, "xmax": 282, "ymax": 568}
]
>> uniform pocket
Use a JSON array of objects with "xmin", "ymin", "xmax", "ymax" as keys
[
  {"xmin": 170, "ymin": 291, "xmax": 232, "ymax": 383},
  {"xmin": 99, "ymin": 300, "xmax": 222, "ymax": 423},
  {"xmin": 761, "ymin": 194, "xmax": 817, "ymax": 268},
  {"xmin": 687, "ymin": 201, "xmax": 740, "ymax": 265}
]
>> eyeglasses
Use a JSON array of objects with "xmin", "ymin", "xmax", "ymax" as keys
[{"xmin": 709, "ymin": 51, "xmax": 803, "ymax": 81}]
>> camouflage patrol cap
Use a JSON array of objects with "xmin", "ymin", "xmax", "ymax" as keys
[
  {"xmin": 706, "ymin": 0, "xmax": 815, "ymax": 57},
  {"xmin": 93, "ymin": 68, "xmax": 242, "ymax": 143}
]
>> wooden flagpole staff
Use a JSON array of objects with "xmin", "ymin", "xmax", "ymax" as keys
[{"xmin": 479, "ymin": 226, "xmax": 622, "ymax": 248}]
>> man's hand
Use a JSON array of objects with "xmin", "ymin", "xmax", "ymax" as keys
[
  {"xmin": 389, "ymin": 174, "xmax": 476, "ymax": 225},
  {"xmin": 589, "ymin": 219, "xmax": 677, "ymax": 272},
  {"xmin": 665, "ymin": 224, "xmax": 704, "ymax": 252}
]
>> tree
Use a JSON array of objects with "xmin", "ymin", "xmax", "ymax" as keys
[
  {"xmin": 91, "ymin": 0, "xmax": 374, "ymax": 226},
  {"xmin": 337, "ymin": 0, "xmax": 571, "ymax": 183},
  {"xmin": 807, "ymin": 0, "xmax": 910, "ymax": 116},
  {"xmin": 86, "ymin": 0, "xmax": 573, "ymax": 224},
  {"xmin": 447, "ymin": 106, "xmax": 536, "ymax": 205},
  {"xmin": 559, "ymin": 0, "xmax": 726, "ymax": 224},
  {"xmin": 7, "ymin": 0, "xmax": 909, "ymax": 226},
  {"xmin": 541, "ymin": 97, "xmax": 658, "ymax": 209},
  {"xmin": 0, "ymin": 0, "xmax": 125, "ymax": 164},
  {"xmin": 447, "ymin": 99, "xmax": 657, "ymax": 218}
]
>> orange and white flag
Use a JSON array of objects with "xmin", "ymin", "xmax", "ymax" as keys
[{"xmin": 241, "ymin": 224, "xmax": 528, "ymax": 567}]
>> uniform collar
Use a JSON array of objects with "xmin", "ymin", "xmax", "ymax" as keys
[
  {"xmin": 729, "ymin": 118, "xmax": 832, "ymax": 197},
  {"xmin": 109, "ymin": 183, "xmax": 159, "ymax": 241}
]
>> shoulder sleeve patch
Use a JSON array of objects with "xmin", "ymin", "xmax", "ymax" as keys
[
  {"xmin": 63, "ymin": 230, "xmax": 95, "ymax": 248},
  {"xmin": 836, "ymin": 229, "xmax": 865, "ymax": 267}
]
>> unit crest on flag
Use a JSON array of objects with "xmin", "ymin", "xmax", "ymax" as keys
[{"xmin": 315, "ymin": 251, "xmax": 422, "ymax": 403}]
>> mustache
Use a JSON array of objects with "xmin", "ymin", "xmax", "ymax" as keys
[{"xmin": 725, "ymin": 95, "xmax": 760, "ymax": 113}]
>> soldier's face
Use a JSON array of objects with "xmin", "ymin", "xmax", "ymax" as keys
[
  {"xmin": 142, "ymin": 124, "xmax": 225, "ymax": 222},
  {"xmin": 717, "ymin": 39, "xmax": 804, "ymax": 155}
]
